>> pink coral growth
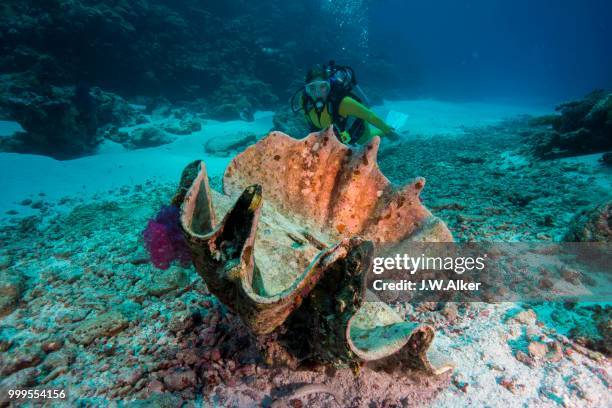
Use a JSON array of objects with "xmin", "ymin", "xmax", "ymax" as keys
[{"xmin": 143, "ymin": 205, "xmax": 192, "ymax": 270}]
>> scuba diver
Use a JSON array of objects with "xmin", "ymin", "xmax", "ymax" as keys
[{"xmin": 291, "ymin": 61, "xmax": 399, "ymax": 145}]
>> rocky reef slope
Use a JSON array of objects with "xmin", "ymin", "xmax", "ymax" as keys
[{"xmin": 521, "ymin": 90, "xmax": 612, "ymax": 160}]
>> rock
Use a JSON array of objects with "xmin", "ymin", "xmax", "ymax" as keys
[
  {"xmin": 430, "ymin": 199, "xmax": 466, "ymax": 211},
  {"xmin": 441, "ymin": 303, "xmax": 458, "ymax": 321},
  {"xmin": 0, "ymin": 367, "xmax": 37, "ymax": 406},
  {"xmin": 41, "ymin": 348, "xmax": 74, "ymax": 371},
  {"xmin": 208, "ymin": 102, "xmax": 252, "ymax": 121},
  {"xmin": 514, "ymin": 350, "xmax": 535, "ymax": 367},
  {"xmin": 145, "ymin": 267, "xmax": 189, "ymax": 297},
  {"xmin": 456, "ymin": 153, "xmax": 485, "ymax": 164},
  {"xmin": 160, "ymin": 118, "xmax": 202, "ymax": 135},
  {"xmin": 512, "ymin": 309, "xmax": 537, "ymax": 325},
  {"xmin": 204, "ymin": 132, "xmax": 258, "ymax": 156},
  {"xmin": 564, "ymin": 200, "xmax": 611, "ymax": 242},
  {"xmin": 527, "ymin": 341, "xmax": 547, "ymax": 359},
  {"xmin": 210, "ymin": 348, "xmax": 222, "ymax": 362},
  {"xmin": 30, "ymin": 200, "xmax": 44, "ymax": 209},
  {"xmin": 597, "ymin": 317, "xmax": 612, "ymax": 355},
  {"xmin": 0, "ymin": 84, "xmax": 139, "ymax": 159},
  {"xmin": 168, "ymin": 309, "xmax": 196, "ymax": 332},
  {"xmin": 71, "ymin": 310, "xmax": 129, "ymax": 346},
  {"xmin": 124, "ymin": 127, "xmax": 175, "ymax": 149},
  {"xmin": 0, "ymin": 336, "xmax": 12, "ymax": 353},
  {"xmin": 507, "ymin": 193, "xmax": 535, "ymax": 207},
  {"xmin": 0, "ymin": 269, "xmax": 25, "ymax": 318},
  {"xmin": 600, "ymin": 152, "xmax": 612, "ymax": 167},
  {"xmin": 41, "ymin": 338, "xmax": 64, "ymax": 353},
  {"xmin": 125, "ymin": 392, "xmax": 182, "ymax": 408},
  {"xmin": 523, "ymin": 90, "xmax": 612, "ymax": 159},
  {"xmin": 498, "ymin": 377, "xmax": 518, "ymax": 394},
  {"xmin": 0, "ymin": 344, "xmax": 43, "ymax": 376},
  {"xmin": 162, "ymin": 368, "xmax": 197, "ymax": 391},
  {"xmin": 0, "ymin": 255, "xmax": 12, "ymax": 269}
]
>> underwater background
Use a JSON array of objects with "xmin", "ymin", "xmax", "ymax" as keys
[{"xmin": 0, "ymin": 1, "xmax": 611, "ymax": 407}]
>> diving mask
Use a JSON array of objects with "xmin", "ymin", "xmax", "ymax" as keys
[{"xmin": 304, "ymin": 80, "xmax": 331, "ymax": 101}]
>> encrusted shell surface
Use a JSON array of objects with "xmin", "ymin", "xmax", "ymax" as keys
[{"xmin": 178, "ymin": 128, "xmax": 453, "ymax": 373}]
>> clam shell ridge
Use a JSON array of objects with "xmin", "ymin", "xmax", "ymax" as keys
[{"xmin": 178, "ymin": 128, "xmax": 453, "ymax": 373}]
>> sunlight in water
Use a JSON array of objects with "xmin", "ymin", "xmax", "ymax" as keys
[{"xmin": 321, "ymin": 0, "xmax": 370, "ymax": 59}]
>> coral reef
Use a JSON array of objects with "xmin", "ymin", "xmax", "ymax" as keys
[
  {"xmin": 522, "ymin": 90, "xmax": 612, "ymax": 159},
  {"xmin": 206, "ymin": 77, "xmax": 279, "ymax": 121},
  {"xmin": 176, "ymin": 128, "xmax": 452, "ymax": 373},
  {"xmin": 0, "ymin": 1, "xmax": 391, "ymax": 104}
]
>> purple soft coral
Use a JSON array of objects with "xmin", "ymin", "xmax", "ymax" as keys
[{"xmin": 143, "ymin": 205, "xmax": 192, "ymax": 270}]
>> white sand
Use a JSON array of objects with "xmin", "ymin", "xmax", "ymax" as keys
[
  {"xmin": 0, "ymin": 111, "xmax": 274, "ymax": 218},
  {"xmin": 379, "ymin": 99, "xmax": 551, "ymax": 136}
]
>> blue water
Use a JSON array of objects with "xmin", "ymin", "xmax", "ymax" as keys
[
  {"xmin": 369, "ymin": 0, "xmax": 612, "ymax": 104},
  {"xmin": 0, "ymin": 2, "xmax": 610, "ymax": 407}
]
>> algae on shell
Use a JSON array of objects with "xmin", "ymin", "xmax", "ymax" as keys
[{"xmin": 177, "ymin": 128, "xmax": 453, "ymax": 374}]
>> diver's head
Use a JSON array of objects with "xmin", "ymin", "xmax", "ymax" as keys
[{"xmin": 304, "ymin": 65, "xmax": 331, "ymax": 109}]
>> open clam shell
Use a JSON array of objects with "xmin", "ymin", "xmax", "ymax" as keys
[{"xmin": 177, "ymin": 128, "xmax": 453, "ymax": 373}]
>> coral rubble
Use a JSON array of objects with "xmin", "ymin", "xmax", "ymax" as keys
[{"xmin": 176, "ymin": 128, "xmax": 453, "ymax": 373}]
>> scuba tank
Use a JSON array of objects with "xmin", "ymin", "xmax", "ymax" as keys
[
  {"xmin": 290, "ymin": 60, "xmax": 370, "ymax": 113},
  {"xmin": 325, "ymin": 60, "xmax": 370, "ymax": 106}
]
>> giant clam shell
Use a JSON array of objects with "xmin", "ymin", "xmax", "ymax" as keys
[{"xmin": 176, "ymin": 128, "xmax": 453, "ymax": 373}]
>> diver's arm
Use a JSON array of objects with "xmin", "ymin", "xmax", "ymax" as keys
[{"xmin": 338, "ymin": 97, "xmax": 394, "ymax": 134}]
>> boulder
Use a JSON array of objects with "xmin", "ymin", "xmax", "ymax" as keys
[
  {"xmin": 0, "ymin": 84, "xmax": 140, "ymax": 158},
  {"xmin": 124, "ymin": 127, "xmax": 175, "ymax": 149},
  {"xmin": 0, "ymin": 269, "xmax": 25, "ymax": 318},
  {"xmin": 160, "ymin": 118, "xmax": 202, "ymax": 135},
  {"xmin": 600, "ymin": 152, "xmax": 612, "ymax": 167},
  {"xmin": 144, "ymin": 266, "xmax": 190, "ymax": 297},
  {"xmin": 564, "ymin": 200, "xmax": 611, "ymax": 242},
  {"xmin": 71, "ymin": 310, "xmax": 129, "ymax": 346},
  {"xmin": 0, "ymin": 368, "xmax": 37, "ymax": 406},
  {"xmin": 204, "ymin": 132, "xmax": 258, "ymax": 156}
]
